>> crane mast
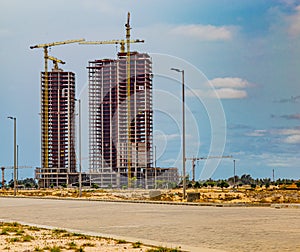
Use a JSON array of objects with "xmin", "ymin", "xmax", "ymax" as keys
[{"xmin": 186, "ymin": 156, "xmax": 233, "ymax": 182}]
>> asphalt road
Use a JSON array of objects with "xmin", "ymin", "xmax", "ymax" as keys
[{"xmin": 0, "ymin": 197, "xmax": 300, "ymax": 252}]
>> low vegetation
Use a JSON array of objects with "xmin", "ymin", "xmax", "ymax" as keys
[{"xmin": 0, "ymin": 222, "xmax": 182, "ymax": 251}]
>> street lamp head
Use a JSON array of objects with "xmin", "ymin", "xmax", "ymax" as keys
[
  {"xmin": 170, "ymin": 67, "xmax": 182, "ymax": 73},
  {"xmin": 7, "ymin": 116, "xmax": 15, "ymax": 120}
]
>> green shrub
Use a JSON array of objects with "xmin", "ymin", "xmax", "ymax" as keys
[
  {"xmin": 22, "ymin": 234, "xmax": 34, "ymax": 242},
  {"xmin": 68, "ymin": 241, "xmax": 77, "ymax": 249},
  {"xmin": 16, "ymin": 229, "xmax": 25, "ymax": 235},
  {"xmin": 133, "ymin": 241, "xmax": 142, "ymax": 248},
  {"xmin": 146, "ymin": 247, "xmax": 182, "ymax": 252},
  {"xmin": 52, "ymin": 229, "xmax": 67, "ymax": 235},
  {"xmin": 50, "ymin": 246, "xmax": 61, "ymax": 252},
  {"xmin": 116, "ymin": 239, "xmax": 127, "ymax": 244},
  {"xmin": 82, "ymin": 242, "xmax": 95, "ymax": 247},
  {"xmin": 91, "ymin": 183, "xmax": 99, "ymax": 189},
  {"xmin": 194, "ymin": 181, "xmax": 201, "ymax": 188},
  {"xmin": 75, "ymin": 247, "xmax": 85, "ymax": 252},
  {"xmin": 28, "ymin": 226, "xmax": 41, "ymax": 231},
  {"xmin": 7, "ymin": 237, "xmax": 20, "ymax": 242}
]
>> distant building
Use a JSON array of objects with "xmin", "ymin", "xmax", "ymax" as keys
[{"xmin": 36, "ymin": 68, "xmax": 77, "ymax": 187}]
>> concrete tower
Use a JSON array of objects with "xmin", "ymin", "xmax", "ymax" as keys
[
  {"xmin": 36, "ymin": 68, "xmax": 77, "ymax": 187},
  {"xmin": 88, "ymin": 52, "xmax": 153, "ymax": 188}
]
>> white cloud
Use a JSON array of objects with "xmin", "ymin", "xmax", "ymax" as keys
[
  {"xmin": 276, "ymin": 128, "xmax": 300, "ymax": 135},
  {"xmin": 273, "ymin": 128, "xmax": 300, "ymax": 144},
  {"xmin": 187, "ymin": 77, "xmax": 251, "ymax": 99},
  {"xmin": 287, "ymin": 5, "xmax": 300, "ymax": 36},
  {"xmin": 170, "ymin": 24, "xmax": 234, "ymax": 41},
  {"xmin": 247, "ymin": 153, "xmax": 300, "ymax": 168},
  {"xmin": 154, "ymin": 133, "xmax": 181, "ymax": 141},
  {"xmin": 209, "ymin": 77, "xmax": 250, "ymax": 88},
  {"xmin": 283, "ymin": 134, "xmax": 300, "ymax": 144},
  {"xmin": 214, "ymin": 88, "xmax": 247, "ymax": 99},
  {"xmin": 246, "ymin": 130, "xmax": 267, "ymax": 137},
  {"xmin": 187, "ymin": 88, "xmax": 247, "ymax": 99},
  {"xmin": 161, "ymin": 158, "xmax": 177, "ymax": 165},
  {"xmin": 267, "ymin": 162, "xmax": 289, "ymax": 167}
]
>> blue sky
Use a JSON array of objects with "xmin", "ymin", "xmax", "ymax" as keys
[{"xmin": 0, "ymin": 0, "xmax": 299, "ymax": 182}]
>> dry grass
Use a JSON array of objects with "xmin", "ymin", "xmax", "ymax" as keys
[
  {"xmin": 0, "ymin": 222, "xmax": 179, "ymax": 252},
  {"xmin": 0, "ymin": 187, "xmax": 299, "ymax": 204}
]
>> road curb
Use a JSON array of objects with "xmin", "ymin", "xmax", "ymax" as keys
[
  {"xmin": 271, "ymin": 203, "xmax": 300, "ymax": 209},
  {"xmin": 0, "ymin": 195, "xmax": 274, "ymax": 207}
]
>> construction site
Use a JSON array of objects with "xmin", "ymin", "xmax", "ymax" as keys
[{"xmin": 29, "ymin": 13, "xmax": 179, "ymax": 189}]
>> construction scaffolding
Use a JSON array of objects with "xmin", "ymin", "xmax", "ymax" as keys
[
  {"xmin": 88, "ymin": 52, "xmax": 153, "ymax": 188},
  {"xmin": 36, "ymin": 68, "xmax": 77, "ymax": 187}
]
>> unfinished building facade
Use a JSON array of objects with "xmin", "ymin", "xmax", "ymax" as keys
[
  {"xmin": 88, "ymin": 52, "xmax": 153, "ymax": 188},
  {"xmin": 36, "ymin": 68, "xmax": 77, "ymax": 187}
]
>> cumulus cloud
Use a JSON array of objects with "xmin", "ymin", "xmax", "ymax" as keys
[
  {"xmin": 186, "ymin": 89, "xmax": 246, "ymax": 99},
  {"xmin": 276, "ymin": 128, "xmax": 300, "ymax": 135},
  {"xmin": 287, "ymin": 5, "xmax": 300, "ymax": 36},
  {"xmin": 186, "ymin": 77, "xmax": 251, "ymax": 99},
  {"xmin": 246, "ymin": 130, "xmax": 268, "ymax": 137},
  {"xmin": 274, "ymin": 128, "xmax": 300, "ymax": 144},
  {"xmin": 154, "ymin": 133, "xmax": 181, "ymax": 141},
  {"xmin": 214, "ymin": 88, "xmax": 247, "ymax": 99},
  {"xmin": 209, "ymin": 77, "xmax": 250, "ymax": 88},
  {"xmin": 170, "ymin": 24, "xmax": 234, "ymax": 41},
  {"xmin": 283, "ymin": 134, "xmax": 300, "ymax": 144}
]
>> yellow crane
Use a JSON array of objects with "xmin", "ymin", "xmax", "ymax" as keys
[
  {"xmin": 80, "ymin": 13, "xmax": 144, "ymax": 188},
  {"xmin": 186, "ymin": 156, "xmax": 233, "ymax": 182},
  {"xmin": 79, "ymin": 39, "xmax": 144, "ymax": 53},
  {"xmin": 30, "ymin": 39, "xmax": 85, "ymax": 169},
  {"xmin": 47, "ymin": 55, "xmax": 65, "ymax": 70}
]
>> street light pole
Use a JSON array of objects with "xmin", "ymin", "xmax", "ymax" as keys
[
  {"xmin": 17, "ymin": 144, "xmax": 19, "ymax": 190},
  {"xmin": 233, "ymin": 159, "xmax": 236, "ymax": 188},
  {"xmin": 8, "ymin": 116, "xmax": 17, "ymax": 196},
  {"xmin": 78, "ymin": 99, "xmax": 82, "ymax": 197},
  {"xmin": 171, "ymin": 68, "xmax": 186, "ymax": 200},
  {"xmin": 154, "ymin": 145, "xmax": 157, "ymax": 189}
]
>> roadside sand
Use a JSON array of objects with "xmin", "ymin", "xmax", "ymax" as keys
[
  {"xmin": 0, "ymin": 222, "xmax": 170, "ymax": 252},
  {"xmin": 1, "ymin": 187, "xmax": 299, "ymax": 204}
]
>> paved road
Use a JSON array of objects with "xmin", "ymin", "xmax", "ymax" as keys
[{"xmin": 0, "ymin": 197, "xmax": 300, "ymax": 251}]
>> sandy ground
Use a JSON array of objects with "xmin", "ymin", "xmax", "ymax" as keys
[
  {"xmin": 0, "ymin": 221, "xmax": 168, "ymax": 252},
  {"xmin": 1, "ymin": 187, "xmax": 299, "ymax": 204}
]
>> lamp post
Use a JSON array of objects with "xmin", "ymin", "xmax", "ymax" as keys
[
  {"xmin": 154, "ymin": 145, "xmax": 157, "ymax": 189},
  {"xmin": 233, "ymin": 159, "xmax": 236, "ymax": 188},
  {"xmin": 170, "ymin": 68, "xmax": 186, "ymax": 200},
  {"xmin": 76, "ymin": 99, "xmax": 82, "ymax": 197},
  {"xmin": 7, "ymin": 116, "xmax": 17, "ymax": 196}
]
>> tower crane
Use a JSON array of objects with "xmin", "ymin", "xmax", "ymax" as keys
[
  {"xmin": 30, "ymin": 39, "xmax": 85, "ymax": 169},
  {"xmin": 47, "ymin": 55, "xmax": 65, "ymax": 70},
  {"xmin": 186, "ymin": 156, "xmax": 233, "ymax": 182},
  {"xmin": 79, "ymin": 39, "xmax": 144, "ymax": 53},
  {"xmin": 80, "ymin": 13, "xmax": 144, "ymax": 188}
]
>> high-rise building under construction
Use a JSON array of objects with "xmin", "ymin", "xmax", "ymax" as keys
[
  {"xmin": 88, "ymin": 52, "xmax": 153, "ymax": 188},
  {"xmin": 36, "ymin": 68, "xmax": 77, "ymax": 187}
]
